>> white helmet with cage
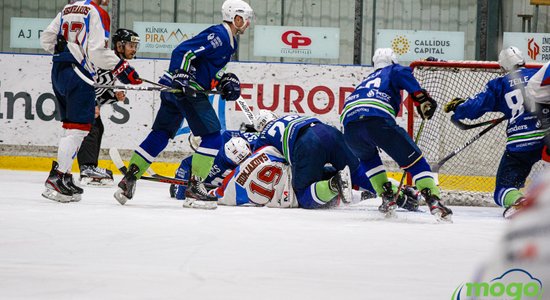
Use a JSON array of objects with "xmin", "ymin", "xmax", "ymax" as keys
[
  {"xmin": 498, "ymin": 46, "xmax": 525, "ymax": 72},
  {"xmin": 222, "ymin": 0, "xmax": 254, "ymax": 23},
  {"xmin": 254, "ymin": 110, "xmax": 278, "ymax": 132},
  {"xmin": 372, "ymin": 48, "xmax": 398, "ymax": 70},
  {"xmin": 224, "ymin": 137, "xmax": 252, "ymax": 165}
]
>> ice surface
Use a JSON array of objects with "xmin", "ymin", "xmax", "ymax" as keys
[{"xmin": 0, "ymin": 170, "xmax": 506, "ymax": 300}]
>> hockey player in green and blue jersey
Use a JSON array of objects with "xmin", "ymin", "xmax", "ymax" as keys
[
  {"xmin": 444, "ymin": 46, "xmax": 544, "ymax": 218},
  {"xmin": 253, "ymin": 111, "xmax": 375, "ymax": 209},
  {"xmin": 341, "ymin": 48, "xmax": 452, "ymax": 221},
  {"xmin": 114, "ymin": 0, "xmax": 254, "ymax": 209}
]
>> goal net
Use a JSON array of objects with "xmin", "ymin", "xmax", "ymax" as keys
[{"xmin": 409, "ymin": 60, "xmax": 544, "ymax": 206}]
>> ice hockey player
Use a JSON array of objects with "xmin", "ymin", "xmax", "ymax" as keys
[
  {"xmin": 340, "ymin": 48, "xmax": 452, "ymax": 221},
  {"xmin": 170, "ymin": 133, "xmax": 255, "ymax": 207},
  {"xmin": 78, "ymin": 28, "xmax": 141, "ymax": 186},
  {"xmin": 444, "ymin": 46, "xmax": 543, "ymax": 219},
  {"xmin": 252, "ymin": 110, "xmax": 376, "ymax": 209},
  {"xmin": 527, "ymin": 60, "xmax": 550, "ymax": 167},
  {"xmin": 40, "ymin": 0, "xmax": 141, "ymax": 203},
  {"xmin": 115, "ymin": 0, "xmax": 253, "ymax": 209}
]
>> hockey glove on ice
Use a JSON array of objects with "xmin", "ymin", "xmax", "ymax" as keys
[
  {"xmin": 172, "ymin": 69, "xmax": 196, "ymax": 97},
  {"xmin": 444, "ymin": 98, "xmax": 465, "ymax": 113},
  {"xmin": 219, "ymin": 73, "xmax": 241, "ymax": 101},
  {"xmin": 113, "ymin": 60, "xmax": 142, "ymax": 85},
  {"xmin": 412, "ymin": 89, "xmax": 437, "ymax": 120}
]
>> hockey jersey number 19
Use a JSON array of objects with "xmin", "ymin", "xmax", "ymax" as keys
[{"xmin": 214, "ymin": 146, "xmax": 298, "ymax": 208}]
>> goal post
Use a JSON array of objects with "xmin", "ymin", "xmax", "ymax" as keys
[{"xmin": 407, "ymin": 60, "xmax": 544, "ymax": 206}]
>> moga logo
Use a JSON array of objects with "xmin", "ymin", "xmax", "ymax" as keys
[
  {"xmin": 282, "ymin": 31, "xmax": 312, "ymax": 49},
  {"xmin": 452, "ymin": 269, "xmax": 543, "ymax": 300}
]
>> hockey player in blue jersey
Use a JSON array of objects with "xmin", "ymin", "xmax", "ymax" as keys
[
  {"xmin": 169, "ymin": 131, "xmax": 257, "ymax": 202},
  {"xmin": 253, "ymin": 110, "xmax": 375, "ymax": 209},
  {"xmin": 444, "ymin": 46, "xmax": 544, "ymax": 218},
  {"xmin": 40, "ymin": 0, "xmax": 141, "ymax": 203},
  {"xmin": 341, "ymin": 48, "xmax": 452, "ymax": 221},
  {"xmin": 114, "ymin": 0, "xmax": 254, "ymax": 209}
]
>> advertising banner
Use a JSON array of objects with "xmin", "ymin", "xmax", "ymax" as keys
[
  {"xmin": 254, "ymin": 25, "xmax": 340, "ymax": 59},
  {"xmin": 503, "ymin": 32, "xmax": 550, "ymax": 62},
  {"xmin": 10, "ymin": 18, "xmax": 52, "ymax": 49},
  {"xmin": 0, "ymin": 54, "xmax": 418, "ymax": 153},
  {"xmin": 133, "ymin": 22, "xmax": 212, "ymax": 54},
  {"xmin": 375, "ymin": 29, "xmax": 465, "ymax": 62}
]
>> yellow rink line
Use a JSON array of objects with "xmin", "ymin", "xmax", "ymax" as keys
[
  {"xmin": 0, "ymin": 155, "xmax": 179, "ymax": 177},
  {"xmin": 0, "ymin": 155, "xmax": 495, "ymax": 192}
]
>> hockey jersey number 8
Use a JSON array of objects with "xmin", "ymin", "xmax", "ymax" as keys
[{"xmin": 214, "ymin": 146, "xmax": 298, "ymax": 208}]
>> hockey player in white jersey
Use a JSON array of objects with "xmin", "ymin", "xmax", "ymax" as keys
[
  {"xmin": 40, "ymin": 0, "xmax": 141, "ymax": 202},
  {"xmin": 526, "ymin": 60, "xmax": 550, "ymax": 165},
  {"xmin": 213, "ymin": 146, "xmax": 300, "ymax": 208}
]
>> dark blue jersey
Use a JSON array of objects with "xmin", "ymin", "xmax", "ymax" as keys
[
  {"xmin": 165, "ymin": 23, "xmax": 236, "ymax": 90},
  {"xmin": 254, "ymin": 115, "xmax": 320, "ymax": 163},
  {"xmin": 340, "ymin": 64, "xmax": 422, "ymax": 126},
  {"xmin": 453, "ymin": 68, "xmax": 544, "ymax": 152}
]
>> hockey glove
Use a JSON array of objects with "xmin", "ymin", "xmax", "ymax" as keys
[
  {"xmin": 219, "ymin": 73, "xmax": 241, "ymax": 101},
  {"xmin": 444, "ymin": 97, "xmax": 465, "ymax": 113},
  {"xmin": 113, "ymin": 59, "xmax": 142, "ymax": 85},
  {"xmin": 412, "ymin": 89, "xmax": 437, "ymax": 120},
  {"xmin": 172, "ymin": 69, "xmax": 196, "ymax": 97}
]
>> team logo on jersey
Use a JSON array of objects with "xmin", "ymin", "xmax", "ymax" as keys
[
  {"xmin": 452, "ymin": 269, "xmax": 543, "ymax": 300},
  {"xmin": 391, "ymin": 35, "xmax": 410, "ymax": 55}
]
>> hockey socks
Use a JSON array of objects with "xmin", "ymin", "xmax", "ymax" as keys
[
  {"xmin": 408, "ymin": 158, "xmax": 440, "ymax": 198},
  {"xmin": 132, "ymin": 130, "xmax": 170, "ymax": 178},
  {"xmin": 191, "ymin": 133, "xmax": 221, "ymax": 179},
  {"xmin": 57, "ymin": 129, "xmax": 88, "ymax": 172},
  {"xmin": 496, "ymin": 187, "xmax": 524, "ymax": 207}
]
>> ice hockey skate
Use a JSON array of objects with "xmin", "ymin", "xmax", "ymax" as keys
[
  {"xmin": 114, "ymin": 164, "xmax": 140, "ymax": 205},
  {"xmin": 63, "ymin": 173, "xmax": 83, "ymax": 202},
  {"xmin": 379, "ymin": 182, "xmax": 398, "ymax": 218},
  {"xmin": 396, "ymin": 185, "xmax": 420, "ymax": 212},
  {"xmin": 79, "ymin": 165, "xmax": 114, "ymax": 186},
  {"xmin": 328, "ymin": 166, "xmax": 353, "ymax": 204},
  {"xmin": 503, "ymin": 197, "xmax": 533, "ymax": 219},
  {"xmin": 183, "ymin": 175, "xmax": 218, "ymax": 210},
  {"xmin": 42, "ymin": 161, "xmax": 73, "ymax": 203},
  {"xmin": 420, "ymin": 188, "xmax": 453, "ymax": 222}
]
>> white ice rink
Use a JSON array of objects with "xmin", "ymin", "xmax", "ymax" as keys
[{"xmin": 0, "ymin": 169, "xmax": 507, "ymax": 300}]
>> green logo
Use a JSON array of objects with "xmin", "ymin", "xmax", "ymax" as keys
[{"xmin": 452, "ymin": 269, "xmax": 543, "ymax": 300}]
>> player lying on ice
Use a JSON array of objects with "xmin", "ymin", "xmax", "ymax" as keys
[
  {"xmin": 169, "ymin": 130, "xmax": 258, "ymax": 203},
  {"xmin": 203, "ymin": 110, "xmax": 419, "ymax": 209},
  {"xmin": 444, "ymin": 46, "xmax": 545, "ymax": 219},
  {"xmin": 340, "ymin": 48, "xmax": 453, "ymax": 221}
]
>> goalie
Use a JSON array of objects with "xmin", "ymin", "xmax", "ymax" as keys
[{"xmin": 443, "ymin": 46, "xmax": 544, "ymax": 218}]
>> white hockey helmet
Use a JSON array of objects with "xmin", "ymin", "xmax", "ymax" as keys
[
  {"xmin": 372, "ymin": 48, "xmax": 398, "ymax": 70},
  {"xmin": 222, "ymin": 0, "xmax": 254, "ymax": 24},
  {"xmin": 224, "ymin": 137, "xmax": 252, "ymax": 165},
  {"xmin": 498, "ymin": 46, "xmax": 525, "ymax": 72},
  {"xmin": 254, "ymin": 110, "xmax": 278, "ymax": 132}
]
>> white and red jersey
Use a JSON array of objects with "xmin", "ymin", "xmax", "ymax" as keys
[
  {"xmin": 214, "ymin": 146, "xmax": 299, "ymax": 208},
  {"xmin": 526, "ymin": 61, "xmax": 550, "ymax": 104},
  {"xmin": 40, "ymin": 0, "xmax": 120, "ymax": 75}
]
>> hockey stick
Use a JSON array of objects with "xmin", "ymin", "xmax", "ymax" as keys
[
  {"xmin": 431, "ymin": 117, "xmax": 506, "ymax": 173},
  {"xmin": 108, "ymin": 148, "xmax": 217, "ymax": 188},
  {"xmin": 451, "ymin": 116, "xmax": 507, "ymax": 130},
  {"xmin": 393, "ymin": 119, "xmax": 426, "ymax": 203}
]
